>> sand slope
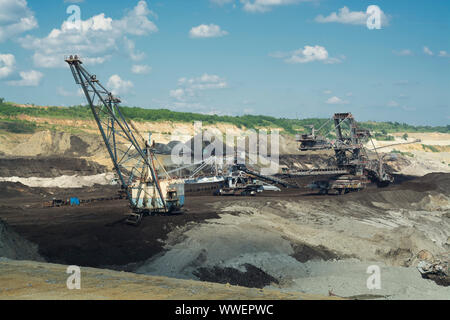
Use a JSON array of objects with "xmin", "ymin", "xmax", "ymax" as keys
[{"xmin": 0, "ymin": 259, "xmax": 337, "ymax": 300}]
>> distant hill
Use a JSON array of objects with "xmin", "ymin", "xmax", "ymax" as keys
[{"xmin": 0, "ymin": 98, "xmax": 449, "ymax": 136}]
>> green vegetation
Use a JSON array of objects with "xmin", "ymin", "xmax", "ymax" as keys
[
  {"xmin": 391, "ymin": 149, "xmax": 414, "ymax": 158},
  {"xmin": 422, "ymin": 144, "xmax": 439, "ymax": 153},
  {"xmin": 362, "ymin": 121, "xmax": 450, "ymax": 134},
  {"xmin": 402, "ymin": 133, "xmax": 409, "ymax": 141},
  {"xmin": 1, "ymin": 98, "xmax": 449, "ymax": 135},
  {"xmin": 0, "ymin": 119, "xmax": 38, "ymax": 134},
  {"xmin": 373, "ymin": 132, "xmax": 395, "ymax": 141},
  {"xmin": 0, "ymin": 102, "xmax": 93, "ymax": 120}
]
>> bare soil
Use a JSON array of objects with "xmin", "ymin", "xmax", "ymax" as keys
[
  {"xmin": 0, "ymin": 173, "xmax": 447, "ymax": 266},
  {"xmin": 0, "ymin": 157, "xmax": 106, "ymax": 178},
  {"xmin": 0, "ymin": 154, "xmax": 448, "ymax": 295}
]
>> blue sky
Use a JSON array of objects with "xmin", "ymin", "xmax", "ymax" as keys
[{"xmin": 0, "ymin": 0, "xmax": 449, "ymax": 125}]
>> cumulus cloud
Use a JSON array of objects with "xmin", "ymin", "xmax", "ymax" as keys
[
  {"xmin": 169, "ymin": 88, "xmax": 187, "ymax": 100},
  {"xmin": 7, "ymin": 70, "xmax": 43, "ymax": 86},
  {"xmin": 438, "ymin": 50, "xmax": 450, "ymax": 58},
  {"xmin": 107, "ymin": 74, "xmax": 134, "ymax": 95},
  {"xmin": 241, "ymin": 0, "xmax": 313, "ymax": 13},
  {"xmin": 124, "ymin": 37, "xmax": 146, "ymax": 62},
  {"xmin": 189, "ymin": 24, "xmax": 228, "ymax": 38},
  {"xmin": 326, "ymin": 96, "xmax": 348, "ymax": 105},
  {"xmin": 423, "ymin": 47, "xmax": 450, "ymax": 58},
  {"xmin": 315, "ymin": 6, "xmax": 389, "ymax": 27},
  {"xmin": 170, "ymin": 74, "xmax": 228, "ymax": 101},
  {"xmin": 0, "ymin": 0, "xmax": 38, "ymax": 42},
  {"xmin": 18, "ymin": 1, "xmax": 157, "ymax": 68},
  {"xmin": 423, "ymin": 46, "xmax": 433, "ymax": 56},
  {"xmin": 271, "ymin": 45, "xmax": 344, "ymax": 64},
  {"xmin": 210, "ymin": 0, "xmax": 234, "ymax": 5},
  {"xmin": 0, "ymin": 53, "xmax": 15, "ymax": 78},
  {"xmin": 131, "ymin": 64, "xmax": 152, "ymax": 74}
]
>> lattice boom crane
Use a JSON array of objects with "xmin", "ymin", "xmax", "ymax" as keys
[{"xmin": 65, "ymin": 55, "xmax": 184, "ymax": 224}]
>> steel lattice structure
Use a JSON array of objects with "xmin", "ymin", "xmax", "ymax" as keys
[
  {"xmin": 294, "ymin": 112, "xmax": 393, "ymax": 193},
  {"xmin": 65, "ymin": 55, "xmax": 169, "ymax": 216}
]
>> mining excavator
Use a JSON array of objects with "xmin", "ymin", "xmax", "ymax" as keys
[
  {"xmin": 65, "ymin": 56, "xmax": 184, "ymax": 225},
  {"xmin": 292, "ymin": 113, "xmax": 393, "ymax": 194},
  {"xmin": 215, "ymin": 161, "xmax": 297, "ymax": 196}
]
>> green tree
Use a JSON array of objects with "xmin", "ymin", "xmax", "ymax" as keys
[{"xmin": 402, "ymin": 133, "xmax": 408, "ymax": 141}]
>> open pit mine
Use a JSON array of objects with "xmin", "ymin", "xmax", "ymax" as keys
[{"xmin": 0, "ymin": 58, "xmax": 448, "ymax": 301}]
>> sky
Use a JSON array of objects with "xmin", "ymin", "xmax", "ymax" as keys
[{"xmin": 0, "ymin": 0, "xmax": 449, "ymax": 125}]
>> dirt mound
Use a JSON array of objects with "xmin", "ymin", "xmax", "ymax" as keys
[
  {"xmin": 280, "ymin": 154, "xmax": 336, "ymax": 170},
  {"xmin": 194, "ymin": 264, "xmax": 279, "ymax": 288},
  {"xmin": 291, "ymin": 243, "xmax": 341, "ymax": 263},
  {"xmin": 0, "ymin": 182, "xmax": 47, "ymax": 199},
  {"xmin": 66, "ymin": 136, "xmax": 91, "ymax": 157},
  {"xmin": 0, "ymin": 157, "xmax": 107, "ymax": 178},
  {"xmin": 405, "ymin": 173, "xmax": 450, "ymax": 194},
  {"xmin": 2, "ymin": 131, "xmax": 107, "ymax": 159},
  {"xmin": 0, "ymin": 259, "xmax": 333, "ymax": 300},
  {"xmin": 0, "ymin": 218, "xmax": 43, "ymax": 261}
]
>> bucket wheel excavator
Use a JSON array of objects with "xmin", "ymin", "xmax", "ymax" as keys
[
  {"xmin": 293, "ymin": 113, "xmax": 393, "ymax": 194},
  {"xmin": 65, "ymin": 56, "xmax": 184, "ymax": 225}
]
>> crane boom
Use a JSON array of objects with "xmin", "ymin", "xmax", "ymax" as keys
[{"xmin": 65, "ymin": 55, "xmax": 184, "ymax": 223}]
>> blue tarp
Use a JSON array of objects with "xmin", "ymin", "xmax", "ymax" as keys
[{"xmin": 70, "ymin": 197, "xmax": 80, "ymax": 206}]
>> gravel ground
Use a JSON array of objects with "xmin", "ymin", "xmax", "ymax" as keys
[
  {"xmin": 136, "ymin": 173, "xmax": 450, "ymax": 299},
  {"xmin": 269, "ymin": 259, "xmax": 449, "ymax": 300}
]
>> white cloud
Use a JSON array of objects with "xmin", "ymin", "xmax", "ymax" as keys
[
  {"xmin": 315, "ymin": 6, "xmax": 389, "ymax": 27},
  {"xmin": 423, "ymin": 47, "xmax": 450, "ymax": 58},
  {"xmin": 124, "ymin": 37, "xmax": 146, "ymax": 62},
  {"xmin": 18, "ymin": 1, "xmax": 157, "ymax": 68},
  {"xmin": 117, "ymin": 0, "xmax": 158, "ymax": 36},
  {"xmin": 241, "ymin": 0, "xmax": 312, "ymax": 13},
  {"xmin": 107, "ymin": 74, "xmax": 134, "ymax": 95},
  {"xmin": 393, "ymin": 49, "xmax": 413, "ymax": 56},
  {"xmin": 189, "ymin": 24, "xmax": 228, "ymax": 38},
  {"xmin": 323, "ymin": 90, "xmax": 332, "ymax": 95},
  {"xmin": 0, "ymin": 0, "xmax": 38, "ymax": 42},
  {"xmin": 438, "ymin": 50, "xmax": 450, "ymax": 58},
  {"xmin": 7, "ymin": 70, "xmax": 43, "ymax": 86},
  {"xmin": 271, "ymin": 45, "xmax": 343, "ymax": 64},
  {"xmin": 180, "ymin": 74, "xmax": 228, "ymax": 90},
  {"xmin": 423, "ymin": 46, "xmax": 433, "ymax": 56},
  {"xmin": 131, "ymin": 64, "xmax": 152, "ymax": 74},
  {"xmin": 326, "ymin": 96, "xmax": 348, "ymax": 105},
  {"xmin": 0, "ymin": 53, "xmax": 15, "ymax": 78},
  {"xmin": 210, "ymin": 0, "xmax": 234, "ymax": 5},
  {"xmin": 170, "ymin": 74, "xmax": 228, "ymax": 101},
  {"xmin": 170, "ymin": 88, "xmax": 187, "ymax": 100}
]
